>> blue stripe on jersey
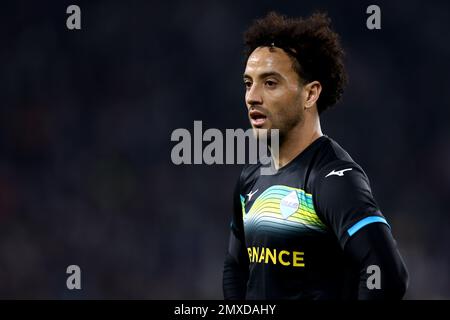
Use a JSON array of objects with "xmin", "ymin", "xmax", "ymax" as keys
[{"xmin": 347, "ymin": 216, "xmax": 390, "ymax": 237}]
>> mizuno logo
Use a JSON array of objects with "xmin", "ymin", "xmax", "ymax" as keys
[
  {"xmin": 247, "ymin": 189, "xmax": 259, "ymax": 202},
  {"xmin": 325, "ymin": 168, "xmax": 353, "ymax": 178}
]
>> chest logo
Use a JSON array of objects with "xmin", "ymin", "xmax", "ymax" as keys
[
  {"xmin": 280, "ymin": 191, "xmax": 299, "ymax": 219},
  {"xmin": 246, "ymin": 189, "xmax": 259, "ymax": 202}
]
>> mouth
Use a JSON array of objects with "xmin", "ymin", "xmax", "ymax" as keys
[{"xmin": 249, "ymin": 109, "xmax": 268, "ymax": 128}]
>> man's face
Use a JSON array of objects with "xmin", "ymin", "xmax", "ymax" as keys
[{"xmin": 244, "ymin": 46, "xmax": 304, "ymax": 139}]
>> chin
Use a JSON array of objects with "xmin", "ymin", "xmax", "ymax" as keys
[{"xmin": 252, "ymin": 126, "xmax": 274, "ymax": 140}]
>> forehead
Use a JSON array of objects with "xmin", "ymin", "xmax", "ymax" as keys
[{"xmin": 245, "ymin": 46, "xmax": 295, "ymax": 77}]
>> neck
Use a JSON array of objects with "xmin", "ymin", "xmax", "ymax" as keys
[{"xmin": 271, "ymin": 114, "xmax": 323, "ymax": 169}]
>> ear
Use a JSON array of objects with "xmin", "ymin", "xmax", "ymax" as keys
[{"xmin": 303, "ymin": 81, "xmax": 322, "ymax": 110}]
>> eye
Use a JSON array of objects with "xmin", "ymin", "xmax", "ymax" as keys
[
  {"xmin": 244, "ymin": 80, "xmax": 252, "ymax": 90},
  {"xmin": 265, "ymin": 79, "xmax": 277, "ymax": 88}
]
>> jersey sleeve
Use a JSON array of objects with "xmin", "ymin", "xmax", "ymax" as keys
[
  {"xmin": 312, "ymin": 160, "xmax": 390, "ymax": 249},
  {"xmin": 230, "ymin": 177, "xmax": 246, "ymax": 243},
  {"xmin": 223, "ymin": 173, "xmax": 249, "ymax": 299},
  {"xmin": 345, "ymin": 223, "xmax": 409, "ymax": 299}
]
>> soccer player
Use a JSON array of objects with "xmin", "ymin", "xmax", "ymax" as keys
[{"xmin": 223, "ymin": 12, "xmax": 408, "ymax": 300}]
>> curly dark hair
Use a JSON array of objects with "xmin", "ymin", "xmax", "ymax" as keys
[{"xmin": 244, "ymin": 11, "xmax": 347, "ymax": 114}]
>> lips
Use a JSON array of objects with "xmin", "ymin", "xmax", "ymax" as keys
[{"xmin": 249, "ymin": 109, "xmax": 267, "ymax": 127}]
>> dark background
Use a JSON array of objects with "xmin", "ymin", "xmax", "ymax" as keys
[{"xmin": 1, "ymin": 0, "xmax": 449, "ymax": 299}]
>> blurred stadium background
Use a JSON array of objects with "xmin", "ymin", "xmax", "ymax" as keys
[{"xmin": 1, "ymin": 0, "xmax": 449, "ymax": 299}]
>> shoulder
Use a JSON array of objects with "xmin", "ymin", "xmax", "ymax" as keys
[
  {"xmin": 236, "ymin": 163, "xmax": 261, "ymax": 193},
  {"xmin": 309, "ymin": 136, "xmax": 369, "ymax": 191},
  {"xmin": 314, "ymin": 136, "xmax": 357, "ymax": 170}
]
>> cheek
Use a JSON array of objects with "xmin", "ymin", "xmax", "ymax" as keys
[
  {"xmin": 263, "ymin": 86, "xmax": 301, "ymax": 118},
  {"xmin": 275, "ymin": 94, "xmax": 303, "ymax": 125},
  {"xmin": 264, "ymin": 88, "xmax": 288, "ymax": 109},
  {"xmin": 273, "ymin": 90, "xmax": 301, "ymax": 114}
]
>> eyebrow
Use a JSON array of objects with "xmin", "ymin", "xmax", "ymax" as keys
[{"xmin": 243, "ymin": 71, "xmax": 283, "ymax": 80}]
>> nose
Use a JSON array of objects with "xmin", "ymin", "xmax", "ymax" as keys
[{"xmin": 246, "ymin": 83, "xmax": 263, "ymax": 108}]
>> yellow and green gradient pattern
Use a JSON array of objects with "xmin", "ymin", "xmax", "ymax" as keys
[{"xmin": 242, "ymin": 185, "xmax": 327, "ymax": 236}]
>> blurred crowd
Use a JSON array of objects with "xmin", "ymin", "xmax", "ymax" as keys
[{"xmin": 0, "ymin": 0, "xmax": 449, "ymax": 298}]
